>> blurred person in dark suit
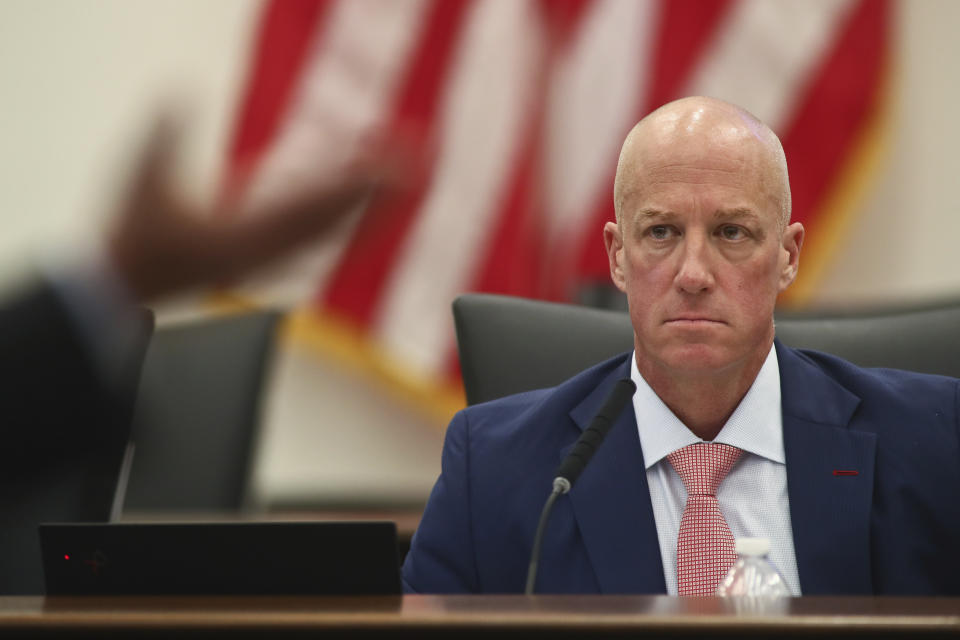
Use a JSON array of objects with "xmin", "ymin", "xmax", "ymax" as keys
[
  {"xmin": 0, "ymin": 116, "xmax": 404, "ymax": 593},
  {"xmin": 402, "ymin": 96, "xmax": 960, "ymax": 596}
]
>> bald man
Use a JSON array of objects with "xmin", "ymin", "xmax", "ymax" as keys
[{"xmin": 402, "ymin": 97, "xmax": 960, "ymax": 596}]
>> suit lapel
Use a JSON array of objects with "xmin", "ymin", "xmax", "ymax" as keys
[
  {"xmin": 564, "ymin": 360, "xmax": 666, "ymax": 593},
  {"xmin": 776, "ymin": 341, "xmax": 876, "ymax": 594}
]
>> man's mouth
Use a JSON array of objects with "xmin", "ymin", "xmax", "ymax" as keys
[{"xmin": 665, "ymin": 316, "xmax": 725, "ymax": 326}]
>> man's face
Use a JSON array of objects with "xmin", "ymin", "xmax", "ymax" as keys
[{"xmin": 605, "ymin": 123, "xmax": 803, "ymax": 379}]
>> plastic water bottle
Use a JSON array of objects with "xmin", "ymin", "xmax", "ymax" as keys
[{"xmin": 716, "ymin": 538, "xmax": 790, "ymax": 596}]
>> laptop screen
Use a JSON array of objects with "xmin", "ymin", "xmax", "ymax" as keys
[{"xmin": 40, "ymin": 521, "xmax": 401, "ymax": 595}]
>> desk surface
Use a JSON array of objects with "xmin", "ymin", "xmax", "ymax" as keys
[{"xmin": 1, "ymin": 595, "xmax": 958, "ymax": 637}]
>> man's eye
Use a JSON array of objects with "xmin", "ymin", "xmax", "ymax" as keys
[
  {"xmin": 649, "ymin": 225, "xmax": 672, "ymax": 240},
  {"xmin": 719, "ymin": 225, "xmax": 745, "ymax": 240}
]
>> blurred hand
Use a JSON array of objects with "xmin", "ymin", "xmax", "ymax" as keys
[{"xmin": 108, "ymin": 117, "xmax": 409, "ymax": 301}]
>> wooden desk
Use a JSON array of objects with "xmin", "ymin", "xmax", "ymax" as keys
[{"xmin": 0, "ymin": 595, "xmax": 957, "ymax": 638}]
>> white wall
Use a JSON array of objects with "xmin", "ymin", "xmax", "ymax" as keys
[
  {"xmin": 815, "ymin": 0, "xmax": 960, "ymax": 305},
  {"xmin": 1, "ymin": 0, "xmax": 958, "ymax": 507},
  {"xmin": 0, "ymin": 0, "xmax": 258, "ymax": 276}
]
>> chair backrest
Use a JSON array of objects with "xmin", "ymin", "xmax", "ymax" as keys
[
  {"xmin": 453, "ymin": 293, "xmax": 960, "ymax": 406},
  {"xmin": 121, "ymin": 309, "xmax": 281, "ymax": 513}
]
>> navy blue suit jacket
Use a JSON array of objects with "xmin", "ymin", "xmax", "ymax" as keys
[{"xmin": 402, "ymin": 340, "xmax": 960, "ymax": 595}]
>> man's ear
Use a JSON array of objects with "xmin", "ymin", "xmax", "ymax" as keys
[
  {"xmin": 603, "ymin": 221, "xmax": 627, "ymax": 292},
  {"xmin": 778, "ymin": 221, "xmax": 804, "ymax": 292}
]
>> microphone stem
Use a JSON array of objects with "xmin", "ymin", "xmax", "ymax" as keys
[
  {"xmin": 524, "ymin": 486, "xmax": 563, "ymax": 595},
  {"xmin": 523, "ymin": 378, "xmax": 635, "ymax": 594}
]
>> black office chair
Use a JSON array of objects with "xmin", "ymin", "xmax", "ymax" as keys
[
  {"xmin": 453, "ymin": 293, "xmax": 960, "ymax": 406},
  {"xmin": 121, "ymin": 309, "xmax": 282, "ymax": 513}
]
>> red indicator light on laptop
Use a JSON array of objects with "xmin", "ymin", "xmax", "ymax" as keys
[
  {"xmin": 64, "ymin": 555, "xmax": 70, "ymax": 560},
  {"xmin": 833, "ymin": 470, "xmax": 859, "ymax": 476}
]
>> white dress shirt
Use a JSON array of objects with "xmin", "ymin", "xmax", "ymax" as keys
[{"xmin": 630, "ymin": 345, "xmax": 802, "ymax": 595}]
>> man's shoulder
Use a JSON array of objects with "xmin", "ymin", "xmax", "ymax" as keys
[
  {"xmin": 778, "ymin": 340, "xmax": 959, "ymax": 415},
  {"xmin": 783, "ymin": 341, "xmax": 958, "ymax": 386}
]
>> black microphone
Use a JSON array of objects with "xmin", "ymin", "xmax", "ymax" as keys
[
  {"xmin": 524, "ymin": 378, "xmax": 637, "ymax": 594},
  {"xmin": 553, "ymin": 378, "xmax": 638, "ymax": 494}
]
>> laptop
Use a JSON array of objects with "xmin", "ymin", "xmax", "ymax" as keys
[{"xmin": 39, "ymin": 521, "xmax": 401, "ymax": 595}]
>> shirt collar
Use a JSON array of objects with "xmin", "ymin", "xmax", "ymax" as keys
[{"xmin": 631, "ymin": 344, "xmax": 784, "ymax": 469}]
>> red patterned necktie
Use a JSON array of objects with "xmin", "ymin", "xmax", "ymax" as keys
[{"xmin": 667, "ymin": 442, "xmax": 743, "ymax": 596}]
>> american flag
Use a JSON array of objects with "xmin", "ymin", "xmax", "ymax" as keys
[{"xmin": 222, "ymin": 0, "xmax": 889, "ymax": 421}]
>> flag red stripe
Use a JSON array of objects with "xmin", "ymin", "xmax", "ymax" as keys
[
  {"xmin": 643, "ymin": 0, "xmax": 733, "ymax": 114},
  {"xmin": 537, "ymin": 0, "xmax": 593, "ymax": 49},
  {"xmin": 224, "ymin": 0, "xmax": 332, "ymax": 189},
  {"xmin": 779, "ymin": 0, "xmax": 888, "ymax": 229},
  {"xmin": 320, "ymin": 0, "xmax": 472, "ymax": 328},
  {"xmin": 467, "ymin": 124, "xmax": 545, "ymax": 299}
]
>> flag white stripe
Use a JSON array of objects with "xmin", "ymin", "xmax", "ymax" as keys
[
  {"xmin": 686, "ymin": 0, "xmax": 856, "ymax": 133},
  {"xmin": 375, "ymin": 0, "xmax": 546, "ymax": 379},
  {"xmin": 236, "ymin": 0, "xmax": 429, "ymax": 306}
]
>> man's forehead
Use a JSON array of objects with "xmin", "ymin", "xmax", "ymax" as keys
[{"xmin": 618, "ymin": 142, "xmax": 784, "ymax": 225}]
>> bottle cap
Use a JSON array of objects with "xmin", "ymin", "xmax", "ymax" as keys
[{"xmin": 734, "ymin": 537, "xmax": 770, "ymax": 556}]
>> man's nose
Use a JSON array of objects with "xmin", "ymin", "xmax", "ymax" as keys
[{"xmin": 674, "ymin": 235, "xmax": 715, "ymax": 294}]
